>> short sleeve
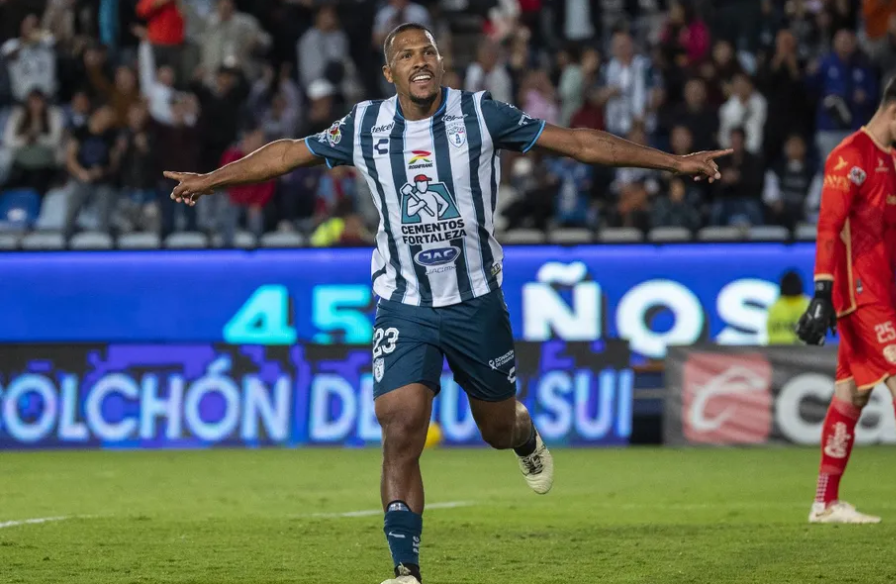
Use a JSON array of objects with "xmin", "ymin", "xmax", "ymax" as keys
[
  {"xmin": 304, "ymin": 108, "xmax": 357, "ymax": 168},
  {"xmin": 480, "ymin": 94, "xmax": 546, "ymax": 153}
]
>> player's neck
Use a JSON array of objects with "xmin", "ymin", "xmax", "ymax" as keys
[
  {"xmin": 864, "ymin": 114, "xmax": 894, "ymax": 150},
  {"xmin": 397, "ymin": 89, "xmax": 444, "ymax": 121}
]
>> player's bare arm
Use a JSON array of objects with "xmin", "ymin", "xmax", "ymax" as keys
[
  {"xmin": 164, "ymin": 139, "xmax": 322, "ymax": 205},
  {"xmin": 534, "ymin": 124, "xmax": 732, "ymax": 182}
]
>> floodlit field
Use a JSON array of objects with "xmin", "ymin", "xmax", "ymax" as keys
[{"xmin": 3, "ymin": 447, "xmax": 896, "ymax": 583}]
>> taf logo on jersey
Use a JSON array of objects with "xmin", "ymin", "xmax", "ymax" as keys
[
  {"xmin": 399, "ymin": 175, "xmax": 461, "ymax": 225},
  {"xmin": 414, "ymin": 246, "xmax": 460, "ymax": 267}
]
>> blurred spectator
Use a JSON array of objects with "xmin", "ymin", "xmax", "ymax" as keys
[
  {"xmin": 311, "ymin": 196, "xmax": 371, "ymax": 247},
  {"xmin": 219, "ymin": 125, "xmax": 273, "ymax": 246},
  {"xmin": 64, "ymin": 106, "xmax": 122, "ymax": 239},
  {"xmin": 651, "ymin": 176, "xmax": 702, "ymax": 231},
  {"xmin": 669, "ymin": 78, "xmax": 718, "ymax": 151},
  {"xmin": 3, "ymin": 89, "xmax": 63, "ymax": 197},
  {"xmin": 297, "ymin": 6, "xmax": 353, "ymax": 93},
  {"xmin": 304, "ymin": 78, "xmax": 337, "ymax": 135},
  {"xmin": 519, "ymin": 69, "xmax": 558, "ymax": 125},
  {"xmin": 41, "ymin": 0, "xmax": 76, "ymax": 51},
  {"xmin": 763, "ymin": 134, "xmax": 820, "ymax": 230},
  {"xmin": 502, "ymin": 154, "xmax": 555, "ymax": 231},
  {"xmin": 1, "ymin": 14, "xmax": 57, "ymax": 103},
  {"xmin": 138, "ymin": 37, "xmax": 192, "ymax": 126},
  {"xmin": 598, "ymin": 30, "xmax": 652, "ymax": 137},
  {"xmin": 545, "ymin": 156, "xmax": 592, "ymax": 228},
  {"xmin": 84, "ymin": 47, "xmax": 141, "ymax": 129},
  {"xmin": 864, "ymin": 0, "xmax": 896, "ymax": 59},
  {"xmin": 699, "ymin": 39, "xmax": 743, "ymax": 105},
  {"xmin": 718, "ymin": 73, "xmax": 768, "ymax": 155},
  {"xmin": 766, "ymin": 270, "xmax": 811, "ymax": 345},
  {"xmin": 465, "ymin": 38, "xmax": 513, "ymax": 105},
  {"xmin": 558, "ymin": 44, "xmax": 587, "ymax": 127},
  {"xmin": 190, "ymin": 64, "xmax": 248, "ymax": 173},
  {"xmin": 611, "ymin": 125, "xmax": 657, "ymax": 231},
  {"xmin": 154, "ymin": 94, "xmax": 201, "ymax": 236},
  {"xmin": 136, "ymin": 0, "xmax": 186, "ymax": 79},
  {"xmin": 659, "ymin": 0, "xmax": 710, "ymax": 68},
  {"xmin": 372, "ymin": 0, "xmax": 432, "ymax": 49},
  {"xmin": 758, "ymin": 29, "xmax": 810, "ymax": 164},
  {"xmin": 119, "ymin": 103, "xmax": 158, "ymax": 232},
  {"xmin": 808, "ymin": 28, "xmax": 878, "ymax": 160},
  {"xmin": 249, "ymin": 63, "xmax": 300, "ymax": 141},
  {"xmin": 875, "ymin": 14, "xmax": 896, "ymax": 81},
  {"xmin": 711, "ymin": 127, "xmax": 764, "ymax": 226},
  {"xmin": 64, "ymin": 90, "xmax": 92, "ymax": 133},
  {"xmin": 200, "ymin": 0, "xmax": 272, "ymax": 83},
  {"xmin": 784, "ymin": 0, "xmax": 825, "ymax": 61}
]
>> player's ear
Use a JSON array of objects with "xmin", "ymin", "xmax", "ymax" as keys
[{"xmin": 383, "ymin": 64, "xmax": 393, "ymax": 84}]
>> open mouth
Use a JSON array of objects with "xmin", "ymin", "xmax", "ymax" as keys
[{"xmin": 410, "ymin": 71, "xmax": 434, "ymax": 87}]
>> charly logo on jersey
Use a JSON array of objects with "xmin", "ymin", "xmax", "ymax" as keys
[
  {"xmin": 399, "ymin": 174, "xmax": 467, "ymax": 245},
  {"xmin": 408, "ymin": 150, "xmax": 433, "ymax": 169}
]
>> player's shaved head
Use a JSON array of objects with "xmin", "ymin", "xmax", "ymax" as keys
[{"xmin": 383, "ymin": 23, "xmax": 436, "ymax": 64}]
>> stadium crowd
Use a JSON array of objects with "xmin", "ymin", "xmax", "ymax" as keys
[{"xmin": 0, "ymin": 0, "xmax": 892, "ymax": 247}]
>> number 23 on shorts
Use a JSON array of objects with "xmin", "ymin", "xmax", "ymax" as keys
[{"xmin": 373, "ymin": 327, "xmax": 400, "ymax": 358}]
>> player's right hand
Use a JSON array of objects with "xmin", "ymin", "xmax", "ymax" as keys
[
  {"xmin": 796, "ymin": 280, "xmax": 837, "ymax": 346},
  {"xmin": 164, "ymin": 171, "xmax": 215, "ymax": 206}
]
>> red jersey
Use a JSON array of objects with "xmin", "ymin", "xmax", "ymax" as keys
[{"xmin": 815, "ymin": 128, "xmax": 896, "ymax": 316}]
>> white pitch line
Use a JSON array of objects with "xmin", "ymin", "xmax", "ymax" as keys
[
  {"xmin": 296, "ymin": 501, "xmax": 475, "ymax": 519},
  {"xmin": 0, "ymin": 516, "xmax": 70, "ymax": 529}
]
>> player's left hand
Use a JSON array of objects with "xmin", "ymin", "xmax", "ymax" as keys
[
  {"xmin": 796, "ymin": 280, "xmax": 837, "ymax": 346},
  {"xmin": 675, "ymin": 149, "xmax": 734, "ymax": 183},
  {"xmin": 164, "ymin": 171, "xmax": 214, "ymax": 206}
]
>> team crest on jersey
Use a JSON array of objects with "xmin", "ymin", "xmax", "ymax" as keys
[
  {"xmin": 884, "ymin": 345, "xmax": 896, "ymax": 365},
  {"xmin": 398, "ymin": 175, "xmax": 467, "ymax": 245},
  {"xmin": 849, "ymin": 166, "xmax": 866, "ymax": 186},
  {"xmin": 447, "ymin": 121, "xmax": 466, "ymax": 147}
]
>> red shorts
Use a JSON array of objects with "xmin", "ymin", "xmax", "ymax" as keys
[{"xmin": 835, "ymin": 303, "xmax": 896, "ymax": 390}]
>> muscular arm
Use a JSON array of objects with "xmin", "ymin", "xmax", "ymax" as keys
[
  {"xmin": 533, "ymin": 124, "xmax": 729, "ymax": 178},
  {"xmin": 165, "ymin": 139, "xmax": 322, "ymax": 203}
]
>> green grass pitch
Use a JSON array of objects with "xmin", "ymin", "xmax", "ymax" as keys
[{"xmin": 3, "ymin": 446, "xmax": 896, "ymax": 583}]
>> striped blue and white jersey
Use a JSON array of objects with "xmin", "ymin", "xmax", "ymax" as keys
[{"xmin": 305, "ymin": 87, "xmax": 545, "ymax": 307}]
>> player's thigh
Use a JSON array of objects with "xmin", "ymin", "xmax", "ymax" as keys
[
  {"xmin": 441, "ymin": 288, "xmax": 517, "ymax": 403},
  {"xmin": 373, "ymin": 300, "xmax": 444, "ymax": 400},
  {"xmin": 839, "ymin": 304, "xmax": 896, "ymax": 391}
]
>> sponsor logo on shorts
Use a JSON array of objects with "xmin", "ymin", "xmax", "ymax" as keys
[
  {"xmin": 682, "ymin": 354, "xmax": 773, "ymax": 444},
  {"xmin": 414, "ymin": 246, "xmax": 459, "ymax": 267},
  {"xmin": 489, "ymin": 349, "xmax": 514, "ymax": 371},
  {"xmin": 823, "ymin": 421, "xmax": 850, "ymax": 458}
]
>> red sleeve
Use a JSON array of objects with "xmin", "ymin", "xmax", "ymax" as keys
[
  {"xmin": 136, "ymin": 0, "xmax": 157, "ymax": 18},
  {"xmin": 815, "ymin": 146, "xmax": 863, "ymax": 281}
]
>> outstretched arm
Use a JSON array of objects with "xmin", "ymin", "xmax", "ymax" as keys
[
  {"xmin": 165, "ymin": 139, "xmax": 321, "ymax": 205},
  {"xmin": 533, "ymin": 124, "xmax": 731, "ymax": 181}
]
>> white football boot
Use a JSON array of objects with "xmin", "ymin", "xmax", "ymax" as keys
[
  {"xmin": 380, "ymin": 565, "xmax": 421, "ymax": 584},
  {"xmin": 517, "ymin": 431, "xmax": 554, "ymax": 495},
  {"xmin": 809, "ymin": 501, "xmax": 881, "ymax": 524}
]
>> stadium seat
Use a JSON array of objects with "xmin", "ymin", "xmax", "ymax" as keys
[
  {"xmin": 117, "ymin": 232, "xmax": 161, "ymax": 249},
  {"xmin": 165, "ymin": 231, "xmax": 208, "ymax": 249},
  {"xmin": 34, "ymin": 187, "xmax": 69, "ymax": 230},
  {"xmin": 748, "ymin": 225, "xmax": 790, "ymax": 241},
  {"xmin": 0, "ymin": 232, "xmax": 20, "ymax": 249},
  {"xmin": 0, "ymin": 188, "xmax": 41, "ymax": 229},
  {"xmin": 259, "ymin": 231, "xmax": 306, "ymax": 248},
  {"xmin": 548, "ymin": 228, "xmax": 593, "ymax": 245},
  {"xmin": 697, "ymin": 226, "xmax": 744, "ymax": 242},
  {"xmin": 20, "ymin": 230, "xmax": 65, "ymax": 250},
  {"xmin": 795, "ymin": 223, "xmax": 817, "ymax": 241},
  {"xmin": 211, "ymin": 230, "xmax": 257, "ymax": 249},
  {"xmin": 598, "ymin": 227, "xmax": 643, "ymax": 243},
  {"xmin": 69, "ymin": 231, "xmax": 114, "ymax": 250},
  {"xmin": 499, "ymin": 229, "xmax": 546, "ymax": 245},
  {"xmin": 648, "ymin": 227, "xmax": 692, "ymax": 243}
]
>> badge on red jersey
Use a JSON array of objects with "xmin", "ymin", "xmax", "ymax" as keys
[{"xmin": 849, "ymin": 166, "xmax": 867, "ymax": 186}]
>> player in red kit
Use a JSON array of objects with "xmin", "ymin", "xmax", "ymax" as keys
[{"xmin": 796, "ymin": 78, "xmax": 896, "ymax": 524}]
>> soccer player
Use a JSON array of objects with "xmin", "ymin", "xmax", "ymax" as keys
[
  {"xmin": 165, "ymin": 23, "xmax": 729, "ymax": 584},
  {"xmin": 796, "ymin": 77, "xmax": 896, "ymax": 524}
]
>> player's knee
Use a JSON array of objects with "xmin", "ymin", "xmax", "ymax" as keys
[
  {"xmin": 381, "ymin": 415, "xmax": 429, "ymax": 458},
  {"xmin": 479, "ymin": 418, "xmax": 516, "ymax": 450}
]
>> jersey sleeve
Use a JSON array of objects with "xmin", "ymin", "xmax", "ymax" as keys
[
  {"xmin": 815, "ymin": 145, "xmax": 862, "ymax": 281},
  {"xmin": 303, "ymin": 107, "xmax": 357, "ymax": 168},
  {"xmin": 480, "ymin": 93, "xmax": 546, "ymax": 153}
]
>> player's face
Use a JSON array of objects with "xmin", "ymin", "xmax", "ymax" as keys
[{"xmin": 384, "ymin": 29, "xmax": 443, "ymax": 106}]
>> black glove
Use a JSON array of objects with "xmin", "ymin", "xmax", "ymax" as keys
[{"xmin": 796, "ymin": 280, "xmax": 837, "ymax": 345}]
